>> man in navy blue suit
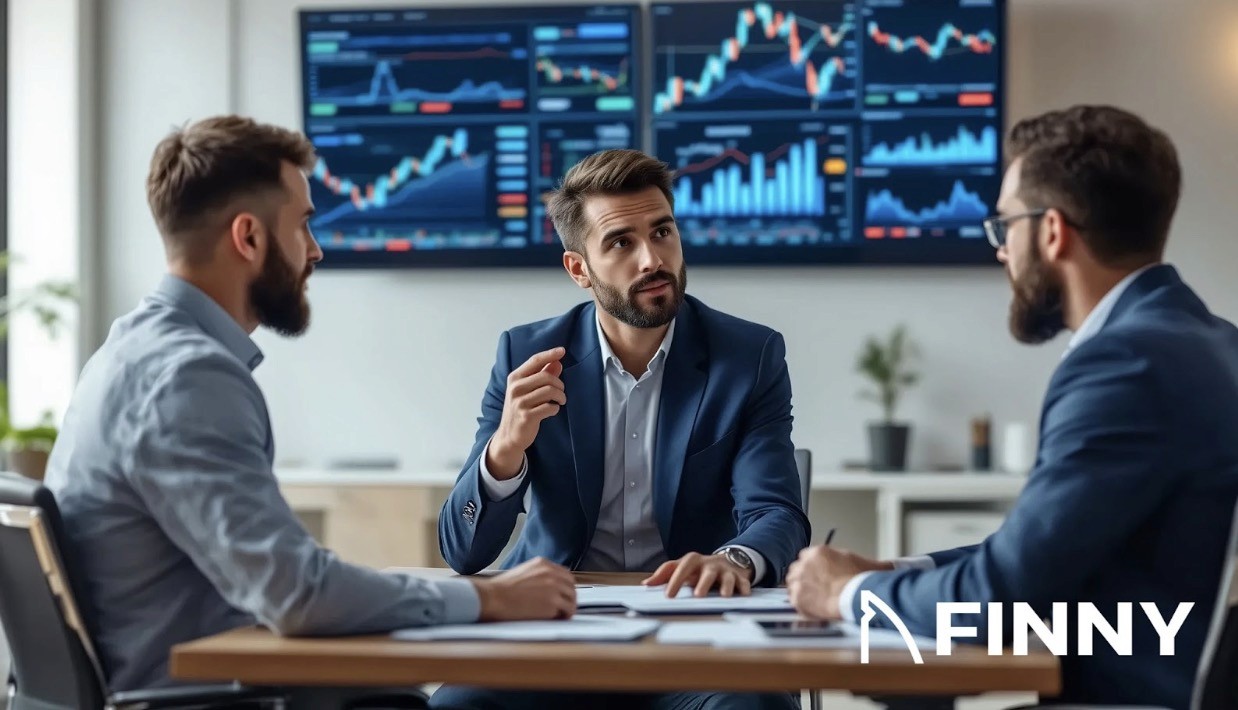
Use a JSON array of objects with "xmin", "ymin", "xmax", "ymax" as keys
[
  {"xmin": 433, "ymin": 149, "xmax": 809, "ymax": 710},
  {"xmin": 786, "ymin": 105, "xmax": 1238, "ymax": 709}
]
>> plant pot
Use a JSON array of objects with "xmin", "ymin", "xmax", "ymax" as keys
[
  {"xmin": 6, "ymin": 448, "xmax": 51, "ymax": 481},
  {"xmin": 868, "ymin": 422, "xmax": 910, "ymax": 472}
]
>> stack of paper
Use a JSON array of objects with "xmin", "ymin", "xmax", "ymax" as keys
[
  {"xmin": 392, "ymin": 615, "xmax": 661, "ymax": 642},
  {"xmin": 576, "ymin": 585, "xmax": 793, "ymax": 614}
]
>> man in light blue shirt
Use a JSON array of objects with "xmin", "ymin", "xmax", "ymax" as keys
[{"xmin": 45, "ymin": 115, "xmax": 576, "ymax": 693}]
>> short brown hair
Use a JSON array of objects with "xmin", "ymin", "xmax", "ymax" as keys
[
  {"xmin": 545, "ymin": 149, "xmax": 674, "ymax": 254},
  {"xmin": 146, "ymin": 115, "xmax": 316, "ymax": 263},
  {"xmin": 1008, "ymin": 105, "xmax": 1181, "ymax": 266}
]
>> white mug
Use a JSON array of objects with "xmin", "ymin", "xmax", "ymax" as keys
[{"xmin": 1002, "ymin": 422, "xmax": 1036, "ymax": 473}]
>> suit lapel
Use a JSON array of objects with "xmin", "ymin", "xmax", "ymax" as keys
[
  {"xmin": 653, "ymin": 298, "xmax": 709, "ymax": 548},
  {"xmin": 563, "ymin": 305, "xmax": 605, "ymax": 538}
]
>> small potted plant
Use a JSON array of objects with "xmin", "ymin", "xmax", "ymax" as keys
[
  {"xmin": 2, "ymin": 412, "xmax": 59, "ymax": 481},
  {"xmin": 856, "ymin": 324, "xmax": 920, "ymax": 472}
]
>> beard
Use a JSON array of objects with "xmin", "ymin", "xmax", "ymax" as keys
[
  {"xmin": 589, "ymin": 262, "xmax": 687, "ymax": 329},
  {"xmin": 250, "ymin": 232, "xmax": 313, "ymax": 337},
  {"xmin": 1008, "ymin": 238, "xmax": 1065, "ymax": 344}
]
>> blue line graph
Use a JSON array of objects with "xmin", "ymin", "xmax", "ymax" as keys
[
  {"xmin": 865, "ymin": 180, "xmax": 988, "ymax": 224},
  {"xmin": 312, "ymin": 128, "xmax": 472, "ymax": 215},
  {"xmin": 864, "ymin": 125, "xmax": 997, "ymax": 167},
  {"xmin": 316, "ymin": 60, "xmax": 525, "ymax": 107},
  {"xmin": 670, "ymin": 57, "xmax": 849, "ymax": 110},
  {"xmin": 314, "ymin": 155, "xmax": 489, "ymax": 227}
]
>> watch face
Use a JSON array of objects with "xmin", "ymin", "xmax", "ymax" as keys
[{"xmin": 725, "ymin": 548, "xmax": 753, "ymax": 569}]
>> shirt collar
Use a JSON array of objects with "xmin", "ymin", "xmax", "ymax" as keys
[
  {"xmin": 594, "ymin": 309, "xmax": 676, "ymax": 376},
  {"xmin": 1065, "ymin": 263, "xmax": 1158, "ymax": 354},
  {"xmin": 148, "ymin": 274, "xmax": 265, "ymax": 371}
]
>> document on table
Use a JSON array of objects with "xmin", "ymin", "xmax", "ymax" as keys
[
  {"xmin": 656, "ymin": 618, "xmax": 937, "ymax": 651},
  {"xmin": 392, "ymin": 615, "xmax": 661, "ymax": 642},
  {"xmin": 576, "ymin": 585, "xmax": 793, "ymax": 614}
]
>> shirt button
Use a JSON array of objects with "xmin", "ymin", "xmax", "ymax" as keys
[
  {"xmin": 628, "ymin": 539, "xmax": 635, "ymax": 546},
  {"xmin": 631, "ymin": 432, "xmax": 638, "ymax": 439},
  {"xmin": 629, "ymin": 481, "xmax": 636, "ymax": 488}
]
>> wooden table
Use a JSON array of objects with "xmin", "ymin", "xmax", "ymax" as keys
[{"xmin": 170, "ymin": 571, "xmax": 1059, "ymax": 705}]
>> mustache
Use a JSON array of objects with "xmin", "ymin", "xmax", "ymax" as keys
[{"xmin": 630, "ymin": 272, "xmax": 675, "ymax": 294}]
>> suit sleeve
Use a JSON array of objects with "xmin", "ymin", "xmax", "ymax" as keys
[
  {"xmin": 438, "ymin": 331, "xmax": 532, "ymax": 574},
  {"xmin": 853, "ymin": 336, "xmax": 1175, "ymax": 638},
  {"xmin": 722, "ymin": 331, "xmax": 812, "ymax": 585},
  {"xmin": 928, "ymin": 545, "xmax": 979, "ymax": 566}
]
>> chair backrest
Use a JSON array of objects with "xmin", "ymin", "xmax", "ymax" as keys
[
  {"xmin": 1194, "ymin": 498, "xmax": 1238, "ymax": 710},
  {"xmin": 0, "ymin": 472, "xmax": 107, "ymax": 710},
  {"xmin": 793, "ymin": 449, "xmax": 812, "ymax": 513}
]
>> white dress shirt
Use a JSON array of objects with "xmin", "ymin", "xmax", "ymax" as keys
[
  {"xmin": 481, "ymin": 314, "xmax": 768, "ymax": 582},
  {"xmin": 838, "ymin": 264, "xmax": 1159, "ymax": 621}
]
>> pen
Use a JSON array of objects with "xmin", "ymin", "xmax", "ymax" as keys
[{"xmin": 824, "ymin": 528, "xmax": 836, "ymax": 546}]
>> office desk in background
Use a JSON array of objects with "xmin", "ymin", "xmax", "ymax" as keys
[
  {"xmin": 275, "ymin": 469, "xmax": 1029, "ymax": 568},
  {"xmin": 170, "ymin": 571, "xmax": 1059, "ymax": 709}
]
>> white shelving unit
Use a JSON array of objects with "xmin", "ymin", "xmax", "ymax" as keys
[{"xmin": 275, "ymin": 467, "xmax": 1029, "ymax": 564}]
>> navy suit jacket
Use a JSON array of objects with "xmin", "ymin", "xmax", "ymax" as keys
[
  {"xmin": 854, "ymin": 265, "xmax": 1238, "ymax": 708},
  {"xmin": 439, "ymin": 295, "xmax": 810, "ymax": 584}
]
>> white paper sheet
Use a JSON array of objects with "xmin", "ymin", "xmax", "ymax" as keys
[
  {"xmin": 391, "ymin": 615, "xmax": 661, "ymax": 642},
  {"xmin": 575, "ymin": 585, "xmax": 793, "ymax": 614}
]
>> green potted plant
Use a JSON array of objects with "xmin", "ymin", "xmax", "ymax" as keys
[
  {"xmin": 856, "ymin": 324, "xmax": 920, "ymax": 472},
  {"xmin": 0, "ymin": 251, "xmax": 78, "ymax": 480}
]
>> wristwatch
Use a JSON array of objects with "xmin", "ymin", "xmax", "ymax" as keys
[{"xmin": 718, "ymin": 546, "xmax": 754, "ymax": 577}]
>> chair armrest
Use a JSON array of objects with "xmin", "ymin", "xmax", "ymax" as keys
[{"xmin": 108, "ymin": 682, "xmax": 286, "ymax": 709}]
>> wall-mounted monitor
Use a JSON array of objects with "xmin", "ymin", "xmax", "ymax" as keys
[
  {"xmin": 300, "ymin": 4, "xmax": 642, "ymax": 267},
  {"xmin": 299, "ymin": 0, "xmax": 1005, "ymax": 267}
]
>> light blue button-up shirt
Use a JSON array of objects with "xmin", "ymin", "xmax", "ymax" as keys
[{"xmin": 45, "ymin": 275, "xmax": 478, "ymax": 691}]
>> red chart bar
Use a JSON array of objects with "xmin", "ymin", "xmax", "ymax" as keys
[{"xmin": 959, "ymin": 92, "xmax": 993, "ymax": 107}]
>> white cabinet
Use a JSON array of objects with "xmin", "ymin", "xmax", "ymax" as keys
[{"xmin": 903, "ymin": 510, "xmax": 1006, "ymax": 556}]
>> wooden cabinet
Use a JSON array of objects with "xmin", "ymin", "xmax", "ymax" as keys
[{"xmin": 279, "ymin": 479, "xmax": 452, "ymax": 569}]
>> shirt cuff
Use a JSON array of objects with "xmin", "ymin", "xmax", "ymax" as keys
[
  {"xmin": 714, "ymin": 545, "xmax": 768, "ymax": 585},
  {"xmin": 432, "ymin": 577, "xmax": 482, "ymax": 624},
  {"xmin": 838, "ymin": 570, "xmax": 877, "ymax": 623},
  {"xmin": 478, "ymin": 438, "xmax": 528, "ymax": 501},
  {"xmin": 891, "ymin": 555, "xmax": 936, "ymax": 571}
]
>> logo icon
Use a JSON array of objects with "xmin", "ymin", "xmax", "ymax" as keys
[{"xmin": 859, "ymin": 590, "xmax": 923, "ymax": 664}]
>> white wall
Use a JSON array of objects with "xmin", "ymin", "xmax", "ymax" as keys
[{"xmin": 95, "ymin": 0, "xmax": 1238, "ymax": 475}]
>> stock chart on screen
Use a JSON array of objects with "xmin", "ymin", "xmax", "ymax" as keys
[
  {"xmin": 300, "ymin": 5, "xmax": 641, "ymax": 266},
  {"xmin": 652, "ymin": 0, "xmax": 1003, "ymax": 264},
  {"xmin": 300, "ymin": 0, "xmax": 1003, "ymax": 267}
]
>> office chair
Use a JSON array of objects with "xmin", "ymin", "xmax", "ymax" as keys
[
  {"xmin": 1009, "ymin": 498, "xmax": 1238, "ymax": 710},
  {"xmin": 0, "ymin": 471, "xmax": 285, "ymax": 709},
  {"xmin": 792, "ymin": 449, "xmax": 821, "ymax": 710},
  {"xmin": 793, "ymin": 449, "xmax": 812, "ymax": 518}
]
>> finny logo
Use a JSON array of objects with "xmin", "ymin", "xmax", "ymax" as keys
[{"xmin": 858, "ymin": 590, "xmax": 1193, "ymax": 662}]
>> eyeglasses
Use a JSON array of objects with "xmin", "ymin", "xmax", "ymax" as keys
[{"xmin": 982, "ymin": 209, "xmax": 1047, "ymax": 249}]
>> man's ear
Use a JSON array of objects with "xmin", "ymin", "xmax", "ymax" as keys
[
  {"xmin": 229, "ymin": 212, "xmax": 263, "ymax": 265},
  {"xmin": 1041, "ymin": 207, "xmax": 1070, "ymax": 262},
  {"xmin": 563, "ymin": 251, "xmax": 591, "ymax": 289}
]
